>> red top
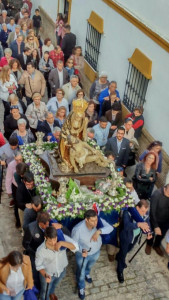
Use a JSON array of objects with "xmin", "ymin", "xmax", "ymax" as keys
[
  {"xmin": 0, "ymin": 57, "xmax": 13, "ymax": 69},
  {"xmin": 23, "ymin": 0, "xmax": 32, "ymax": 15},
  {"xmin": 0, "ymin": 132, "xmax": 6, "ymax": 147},
  {"xmin": 49, "ymin": 50, "xmax": 64, "ymax": 68},
  {"xmin": 125, "ymin": 112, "xmax": 144, "ymax": 130}
]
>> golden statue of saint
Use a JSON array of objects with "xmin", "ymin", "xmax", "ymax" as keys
[{"xmin": 59, "ymin": 99, "xmax": 89, "ymax": 169}]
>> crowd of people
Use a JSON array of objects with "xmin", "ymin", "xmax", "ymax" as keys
[{"xmin": 0, "ymin": 1, "xmax": 169, "ymax": 300}]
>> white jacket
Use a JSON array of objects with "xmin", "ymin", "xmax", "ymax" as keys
[{"xmin": 0, "ymin": 74, "xmax": 18, "ymax": 102}]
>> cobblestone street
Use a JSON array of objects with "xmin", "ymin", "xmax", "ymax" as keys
[
  {"xmin": 1, "ymin": 182, "xmax": 169, "ymax": 300},
  {"xmin": 0, "ymin": 99, "xmax": 169, "ymax": 300}
]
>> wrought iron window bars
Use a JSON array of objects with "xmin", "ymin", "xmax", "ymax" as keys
[
  {"xmin": 123, "ymin": 62, "xmax": 149, "ymax": 111},
  {"xmin": 84, "ymin": 23, "xmax": 101, "ymax": 71}
]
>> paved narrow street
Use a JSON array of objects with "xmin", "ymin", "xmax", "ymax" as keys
[
  {"xmin": 0, "ymin": 177, "xmax": 169, "ymax": 297},
  {"xmin": 0, "ymin": 98, "xmax": 169, "ymax": 299},
  {"xmin": 1, "ymin": 188, "xmax": 169, "ymax": 300}
]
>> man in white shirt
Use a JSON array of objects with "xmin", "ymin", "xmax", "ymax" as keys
[
  {"xmin": 71, "ymin": 209, "xmax": 113, "ymax": 300},
  {"xmin": 35, "ymin": 226, "xmax": 78, "ymax": 300}
]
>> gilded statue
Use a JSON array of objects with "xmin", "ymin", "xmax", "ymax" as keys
[
  {"xmin": 67, "ymin": 135, "xmax": 108, "ymax": 173},
  {"xmin": 59, "ymin": 99, "xmax": 88, "ymax": 168}
]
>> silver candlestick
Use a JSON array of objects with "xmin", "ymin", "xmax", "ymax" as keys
[{"xmin": 35, "ymin": 131, "xmax": 45, "ymax": 155}]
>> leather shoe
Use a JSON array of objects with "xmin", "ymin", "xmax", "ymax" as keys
[
  {"xmin": 117, "ymin": 271, "xmax": 124, "ymax": 283},
  {"xmin": 49, "ymin": 294, "xmax": 58, "ymax": 300},
  {"xmin": 145, "ymin": 244, "xmax": 152, "ymax": 255},
  {"xmin": 108, "ymin": 254, "xmax": 115, "ymax": 262},
  {"xmin": 85, "ymin": 275, "xmax": 92, "ymax": 283},
  {"xmin": 153, "ymin": 246, "xmax": 163, "ymax": 257}
]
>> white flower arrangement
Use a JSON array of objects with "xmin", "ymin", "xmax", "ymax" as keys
[{"xmin": 20, "ymin": 142, "xmax": 135, "ymax": 221}]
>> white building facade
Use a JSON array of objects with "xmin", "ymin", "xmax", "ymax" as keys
[{"xmin": 32, "ymin": 0, "xmax": 169, "ymax": 157}]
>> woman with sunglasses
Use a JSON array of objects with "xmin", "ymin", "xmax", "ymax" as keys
[{"xmin": 25, "ymin": 34, "xmax": 38, "ymax": 52}]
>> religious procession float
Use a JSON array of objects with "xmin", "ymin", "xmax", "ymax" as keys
[{"xmin": 20, "ymin": 99, "xmax": 141, "ymax": 244}]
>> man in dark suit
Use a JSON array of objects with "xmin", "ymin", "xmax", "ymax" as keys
[
  {"xmin": 17, "ymin": 47, "xmax": 32, "ymax": 70},
  {"xmin": 48, "ymin": 60, "xmax": 69, "ymax": 96},
  {"xmin": 105, "ymin": 127, "xmax": 130, "ymax": 167},
  {"xmin": 23, "ymin": 211, "xmax": 50, "ymax": 289},
  {"xmin": 23, "ymin": 211, "xmax": 50, "ymax": 258},
  {"xmin": 10, "ymin": 34, "xmax": 25, "ymax": 58},
  {"xmin": 61, "ymin": 24, "xmax": 76, "ymax": 63},
  {"xmin": 37, "ymin": 111, "xmax": 60, "ymax": 141},
  {"xmin": 16, "ymin": 171, "xmax": 36, "ymax": 227},
  {"xmin": 116, "ymin": 200, "xmax": 151, "ymax": 283}
]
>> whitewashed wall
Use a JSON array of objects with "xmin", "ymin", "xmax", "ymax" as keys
[
  {"xmin": 31, "ymin": 0, "xmax": 169, "ymax": 154},
  {"xmin": 31, "ymin": 0, "xmax": 58, "ymax": 21},
  {"xmin": 115, "ymin": 0, "xmax": 169, "ymax": 40},
  {"xmin": 70, "ymin": 0, "xmax": 169, "ymax": 154}
]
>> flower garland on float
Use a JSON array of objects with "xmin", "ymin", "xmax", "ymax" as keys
[{"xmin": 20, "ymin": 141, "xmax": 134, "ymax": 221}]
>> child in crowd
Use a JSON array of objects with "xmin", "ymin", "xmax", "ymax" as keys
[
  {"xmin": 32, "ymin": 8, "xmax": 42, "ymax": 37},
  {"xmin": 65, "ymin": 58, "xmax": 75, "ymax": 77},
  {"xmin": 55, "ymin": 12, "xmax": 65, "ymax": 45},
  {"xmin": 105, "ymin": 151, "xmax": 115, "ymax": 163}
]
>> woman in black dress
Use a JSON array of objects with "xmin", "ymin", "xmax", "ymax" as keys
[
  {"xmin": 4, "ymin": 105, "xmax": 29, "ymax": 140},
  {"xmin": 133, "ymin": 151, "xmax": 157, "ymax": 200}
]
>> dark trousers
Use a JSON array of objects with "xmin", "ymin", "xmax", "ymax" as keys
[
  {"xmin": 12, "ymin": 183, "xmax": 20, "ymax": 226},
  {"xmin": 44, "ymin": 73, "xmax": 51, "ymax": 98},
  {"xmin": 117, "ymin": 236, "xmax": 138, "ymax": 273},
  {"xmin": 30, "ymin": 254, "xmax": 40, "ymax": 290},
  {"xmin": 34, "ymin": 27, "xmax": 40, "ymax": 37},
  {"xmin": 64, "ymin": 55, "xmax": 70, "ymax": 65},
  {"xmin": 30, "ymin": 127, "xmax": 37, "ymax": 140},
  {"xmin": 56, "ymin": 32, "xmax": 62, "ymax": 46},
  {"xmin": 2, "ymin": 100, "xmax": 9, "ymax": 121},
  {"xmin": 147, "ymin": 221, "xmax": 169, "ymax": 247},
  {"xmin": 26, "ymin": 96, "xmax": 33, "ymax": 106}
]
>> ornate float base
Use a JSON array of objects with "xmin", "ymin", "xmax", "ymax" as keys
[{"xmin": 40, "ymin": 151, "xmax": 110, "ymax": 186}]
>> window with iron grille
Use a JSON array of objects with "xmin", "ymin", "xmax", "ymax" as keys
[
  {"xmin": 123, "ymin": 62, "xmax": 150, "ymax": 111},
  {"xmin": 84, "ymin": 22, "xmax": 101, "ymax": 71}
]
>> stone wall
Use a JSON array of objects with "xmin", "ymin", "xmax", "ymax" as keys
[{"xmin": 38, "ymin": 6, "xmax": 57, "ymax": 46}]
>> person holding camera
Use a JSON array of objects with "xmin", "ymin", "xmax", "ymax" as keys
[{"xmin": 116, "ymin": 200, "xmax": 151, "ymax": 283}]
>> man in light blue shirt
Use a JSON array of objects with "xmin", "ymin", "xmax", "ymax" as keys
[
  {"xmin": 0, "ymin": 136, "xmax": 19, "ymax": 165},
  {"xmin": 71, "ymin": 209, "xmax": 113, "ymax": 299},
  {"xmin": 93, "ymin": 116, "xmax": 111, "ymax": 147},
  {"xmin": 7, "ymin": 18, "xmax": 16, "ymax": 32},
  {"xmin": 47, "ymin": 89, "xmax": 69, "ymax": 117}
]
